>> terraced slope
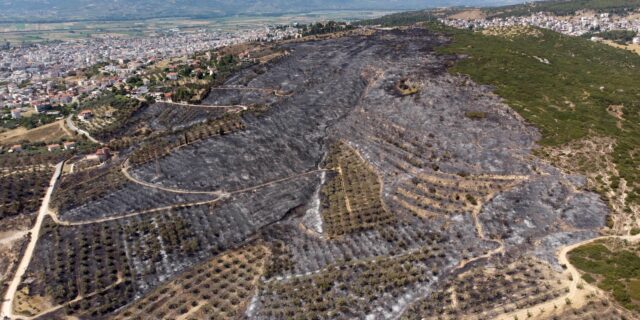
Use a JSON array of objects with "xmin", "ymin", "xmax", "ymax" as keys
[{"xmin": 7, "ymin": 28, "xmax": 610, "ymax": 320}]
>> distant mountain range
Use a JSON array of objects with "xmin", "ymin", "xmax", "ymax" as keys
[{"xmin": 0, "ymin": 0, "xmax": 522, "ymax": 23}]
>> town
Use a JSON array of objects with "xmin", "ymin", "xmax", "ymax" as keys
[
  {"xmin": 442, "ymin": 11, "xmax": 640, "ymax": 42},
  {"xmin": 0, "ymin": 25, "xmax": 299, "ymax": 113}
]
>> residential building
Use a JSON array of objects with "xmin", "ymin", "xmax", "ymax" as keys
[
  {"xmin": 34, "ymin": 103, "xmax": 51, "ymax": 113},
  {"xmin": 63, "ymin": 141, "xmax": 77, "ymax": 150},
  {"xmin": 9, "ymin": 144, "xmax": 22, "ymax": 153},
  {"xmin": 78, "ymin": 109, "xmax": 93, "ymax": 121},
  {"xmin": 47, "ymin": 144, "xmax": 61, "ymax": 152},
  {"xmin": 10, "ymin": 108, "xmax": 21, "ymax": 119}
]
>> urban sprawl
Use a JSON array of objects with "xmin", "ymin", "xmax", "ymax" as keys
[
  {"xmin": 0, "ymin": 26, "xmax": 299, "ymax": 114},
  {"xmin": 3, "ymin": 11, "xmax": 640, "ymax": 126},
  {"xmin": 443, "ymin": 11, "xmax": 640, "ymax": 38}
]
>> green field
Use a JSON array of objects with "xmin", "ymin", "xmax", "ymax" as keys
[
  {"xmin": 568, "ymin": 240, "xmax": 640, "ymax": 311},
  {"xmin": 0, "ymin": 10, "xmax": 394, "ymax": 45}
]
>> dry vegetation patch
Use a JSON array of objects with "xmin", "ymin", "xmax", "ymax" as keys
[
  {"xmin": 13, "ymin": 289, "xmax": 55, "ymax": 317},
  {"xmin": 259, "ymin": 244, "xmax": 444, "ymax": 319},
  {"xmin": 115, "ymin": 244, "xmax": 270, "ymax": 320},
  {"xmin": 603, "ymin": 40, "xmax": 640, "ymax": 56},
  {"xmin": 481, "ymin": 26, "xmax": 544, "ymax": 39},
  {"xmin": 393, "ymin": 170, "xmax": 523, "ymax": 220},
  {"xmin": 320, "ymin": 142, "xmax": 395, "ymax": 237},
  {"xmin": 404, "ymin": 257, "xmax": 568, "ymax": 319},
  {"xmin": 0, "ymin": 120, "xmax": 70, "ymax": 145},
  {"xmin": 607, "ymin": 104, "xmax": 625, "ymax": 129},
  {"xmin": 448, "ymin": 9, "xmax": 487, "ymax": 20},
  {"xmin": 0, "ymin": 233, "xmax": 27, "ymax": 303}
]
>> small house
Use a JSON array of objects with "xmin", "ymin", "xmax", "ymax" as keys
[
  {"xmin": 34, "ymin": 103, "xmax": 51, "ymax": 113},
  {"xmin": 86, "ymin": 147, "xmax": 110, "ymax": 162},
  {"xmin": 77, "ymin": 110, "xmax": 93, "ymax": 121},
  {"xmin": 47, "ymin": 144, "xmax": 61, "ymax": 152},
  {"xmin": 9, "ymin": 144, "xmax": 22, "ymax": 153},
  {"xmin": 95, "ymin": 147, "xmax": 111, "ymax": 161},
  {"xmin": 10, "ymin": 108, "xmax": 21, "ymax": 119},
  {"xmin": 63, "ymin": 141, "xmax": 76, "ymax": 150}
]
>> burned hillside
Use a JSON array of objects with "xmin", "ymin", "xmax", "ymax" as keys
[{"xmin": 17, "ymin": 28, "xmax": 607, "ymax": 319}]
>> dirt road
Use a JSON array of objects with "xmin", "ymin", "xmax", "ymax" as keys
[
  {"xmin": 1, "ymin": 162, "xmax": 63, "ymax": 320},
  {"xmin": 65, "ymin": 115, "xmax": 103, "ymax": 145},
  {"xmin": 51, "ymin": 164, "xmax": 327, "ymax": 226},
  {"xmin": 121, "ymin": 160, "xmax": 223, "ymax": 196},
  {"xmin": 495, "ymin": 233, "xmax": 640, "ymax": 320},
  {"xmin": 160, "ymin": 102, "xmax": 248, "ymax": 111}
]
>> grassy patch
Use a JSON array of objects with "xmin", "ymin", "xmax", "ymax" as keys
[
  {"xmin": 434, "ymin": 26, "xmax": 640, "ymax": 205},
  {"xmin": 568, "ymin": 242, "xmax": 640, "ymax": 311},
  {"xmin": 464, "ymin": 111, "xmax": 487, "ymax": 120}
]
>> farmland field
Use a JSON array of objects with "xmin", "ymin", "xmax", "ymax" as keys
[{"xmin": 0, "ymin": 10, "xmax": 394, "ymax": 45}]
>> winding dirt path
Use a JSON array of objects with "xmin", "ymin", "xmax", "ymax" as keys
[
  {"xmin": 123, "ymin": 157, "xmax": 328, "ymax": 197},
  {"xmin": 121, "ymin": 159, "xmax": 223, "ymax": 196},
  {"xmin": 158, "ymin": 102, "xmax": 248, "ymax": 112},
  {"xmin": 53, "ymin": 165, "xmax": 329, "ymax": 226},
  {"xmin": 65, "ymin": 115, "xmax": 103, "ymax": 145},
  {"xmin": 24, "ymin": 274, "xmax": 124, "ymax": 320},
  {"xmin": 495, "ymin": 233, "xmax": 640, "ymax": 320},
  {"xmin": 209, "ymin": 86, "xmax": 277, "ymax": 93},
  {"xmin": 1, "ymin": 162, "xmax": 63, "ymax": 320},
  {"xmin": 50, "ymin": 197, "xmax": 222, "ymax": 226},
  {"xmin": 208, "ymin": 86, "xmax": 292, "ymax": 97}
]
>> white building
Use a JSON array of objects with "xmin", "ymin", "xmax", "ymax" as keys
[{"xmin": 10, "ymin": 108, "xmax": 21, "ymax": 119}]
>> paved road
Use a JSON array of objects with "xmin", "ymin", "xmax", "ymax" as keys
[
  {"xmin": 1, "ymin": 162, "xmax": 63, "ymax": 320},
  {"xmin": 65, "ymin": 115, "xmax": 103, "ymax": 145}
]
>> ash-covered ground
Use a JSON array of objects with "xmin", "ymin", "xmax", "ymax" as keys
[{"xmin": 39, "ymin": 28, "xmax": 607, "ymax": 319}]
